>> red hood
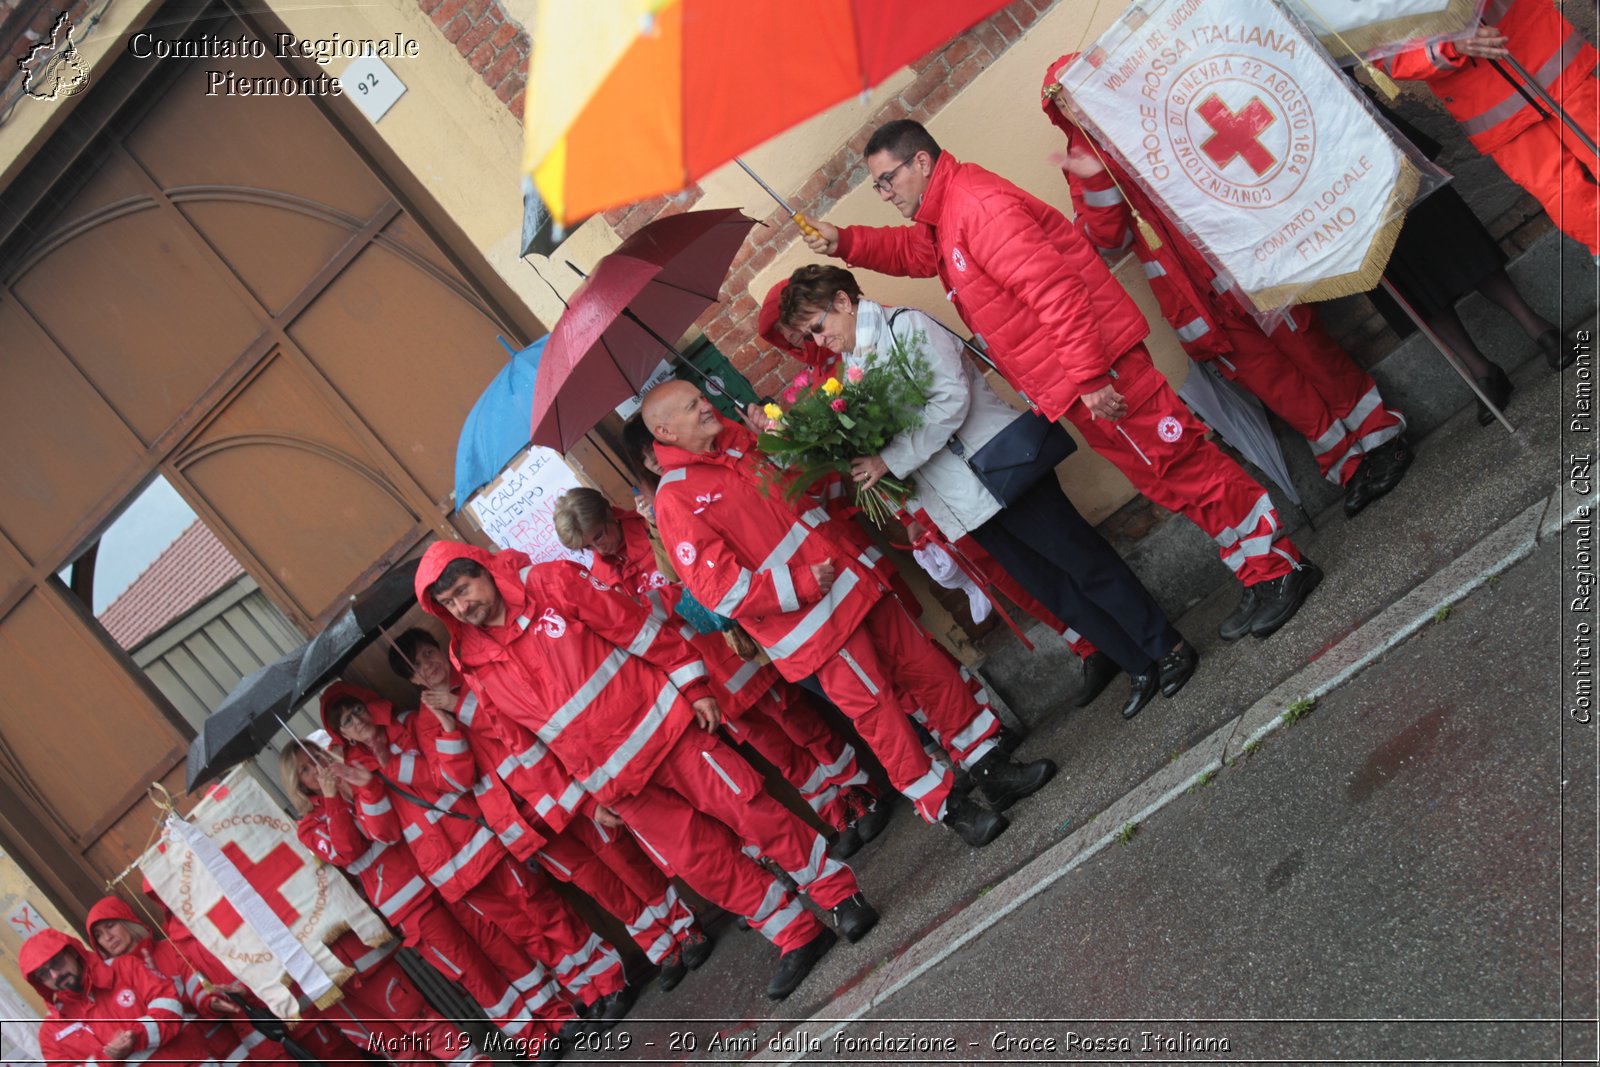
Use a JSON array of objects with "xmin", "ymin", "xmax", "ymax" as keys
[
  {"xmin": 416, "ymin": 541, "xmax": 532, "ymax": 652},
  {"xmin": 86, "ymin": 897, "xmax": 153, "ymax": 960},
  {"xmin": 1041, "ymin": 53, "xmax": 1083, "ymax": 145},
  {"xmin": 651, "ymin": 415, "xmax": 759, "ymax": 474},
  {"xmin": 759, "ymin": 280, "xmax": 837, "ymax": 374},
  {"xmin": 319, "ymin": 681, "xmax": 402, "ymax": 760},
  {"xmin": 20, "ymin": 929, "xmax": 101, "ymax": 1006}
]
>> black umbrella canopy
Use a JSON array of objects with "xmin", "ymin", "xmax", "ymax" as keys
[
  {"xmin": 290, "ymin": 558, "xmax": 423, "ymax": 705},
  {"xmin": 186, "ymin": 646, "xmax": 306, "ymax": 792}
]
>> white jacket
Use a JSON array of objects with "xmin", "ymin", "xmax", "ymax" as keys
[{"xmin": 849, "ymin": 299, "xmax": 1025, "ymax": 539}]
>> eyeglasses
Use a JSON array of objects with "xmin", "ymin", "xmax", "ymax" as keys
[
  {"xmin": 871, "ymin": 159, "xmax": 911, "ymax": 193},
  {"xmin": 806, "ymin": 309, "xmax": 830, "ymax": 336},
  {"xmin": 33, "ymin": 950, "xmax": 75, "ymax": 981}
]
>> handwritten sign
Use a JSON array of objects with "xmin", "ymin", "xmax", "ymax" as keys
[{"xmin": 466, "ymin": 447, "xmax": 591, "ymax": 566}]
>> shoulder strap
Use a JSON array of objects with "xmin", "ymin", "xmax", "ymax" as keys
[
  {"xmin": 887, "ymin": 306, "xmax": 999, "ymax": 375},
  {"xmin": 374, "ymin": 770, "xmax": 490, "ymax": 829}
]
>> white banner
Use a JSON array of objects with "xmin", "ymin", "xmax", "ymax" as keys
[
  {"xmin": 467, "ymin": 446, "xmax": 591, "ymax": 566},
  {"xmin": 1061, "ymin": 0, "xmax": 1420, "ymax": 312},
  {"xmin": 1282, "ymin": 0, "xmax": 1484, "ymax": 59},
  {"xmin": 141, "ymin": 770, "xmax": 390, "ymax": 1019}
]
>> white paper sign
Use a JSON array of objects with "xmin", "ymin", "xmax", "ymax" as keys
[
  {"xmin": 340, "ymin": 55, "xmax": 406, "ymax": 122},
  {"xmin": 1061, "ymin": 0, "xmax": 1415, "ymax": 310},
  {"xmin": 614, "ymin": 360, "xmax": 677, "ymax": 421},
  {"xmin": 466, "ymin": 447, "xmax": 591, "ymax": 566}
]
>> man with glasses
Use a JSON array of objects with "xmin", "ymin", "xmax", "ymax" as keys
[
  {"xmin": 801, "ymin": 120, "xmax": 1322, "ymax": 642},
  {"xmin": 23, "ymin": 927, "xmax": 219, "ymax": 1067}
]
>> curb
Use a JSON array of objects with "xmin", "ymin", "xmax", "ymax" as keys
[{"xmin": 749, "ymin": 486, "xmax": 1576, "ymax": 1065}]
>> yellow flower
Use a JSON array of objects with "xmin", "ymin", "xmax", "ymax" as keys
[
  {"xmin": 763, "ymin": 402, "xmax": 784, "ymax": 422},
  {"xmin": 822, "ymin": 377, "xmax": 843, "ymax": 396}
]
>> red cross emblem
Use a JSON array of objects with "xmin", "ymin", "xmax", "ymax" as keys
[
  {"xmin": 205, "ymin": 842, "xmax": 306, "ymax": 937},
  {"xmin": 1196, "ymin": 94, "xmax": 1277, "ymax": 176}
]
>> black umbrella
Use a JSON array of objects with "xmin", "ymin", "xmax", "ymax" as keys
[
  {"xmin": 289, "ymin": 558, "xmax": 423, "ymax": 706},
  {"xmin": 186, "ymin": 647, "xmax": 307, "ymax": 792}
]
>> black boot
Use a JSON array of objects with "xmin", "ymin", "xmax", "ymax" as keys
[
  {"xmin": 1476, "ymin": 364, "xmax": 1513, "ymax": 426},
  {"xmin": 766, "ymin": 928, "xmax": 836, "ymax": 1000},
  {"xmin": 1218, "ymin": 583, "xmax": 1259, "ymax": 642},
  {"xmin": 971, "ymin": 749, "xmax": 1056, "ymax": 811},
  {"xmin": 1121, "ymin": 669, "xmax": 1158, "ymax": 719},
  {"xmin": 995, "ymin": 726, "xmax": 1025, "ymax": 755},
  {"xmin": 1073, "ymin": 651, "xmax": 1119, "ymax": 707},
  {"xmin": 1249, "ymin": 559, "xmax": 1324, "ymax": 638},
  {"xmin": 1344, "ymin": 436, "xmax": 1413, "ymax": 517},
  {"xmin": 657, "ymin": 945, "xmax": 688, "ymax": 992},
  {"xmin": 1539, "ymin": 328, "xmax": 1573, "ymax": 370},
  {"xmin": 943, "ymin": 793, "xmax": 1009, "ymax": 846},
  {"xmin": 831, "ymin": 893, "xmax": 879, "ymax": 943},
  {"xmin": 830, "ymin": 823, "xmax": 864, "ymax": 859},
  {"xmin": 590, "ymin": 986, "xmax": 634, "ymax": 1028},
  {"xmin": 1158, "ymin": 640, "xmax": 1199, "ymax": 699},
  {"xmin": 848, "ymin": 788, "xmax": 893, "ymax": 844}
]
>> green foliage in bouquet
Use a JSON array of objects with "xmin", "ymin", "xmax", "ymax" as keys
[{"xmin": 756, "ymin": 327, "xmax": 934, "ymax": 526}]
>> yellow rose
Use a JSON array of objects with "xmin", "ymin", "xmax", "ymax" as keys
[
  {"xmin": 763, "ymin": 403, "xmax": 784, "ymax": 422},
  {"xmin": 822, "ymin": 377, "xmax": 843, "ymax": 396}
]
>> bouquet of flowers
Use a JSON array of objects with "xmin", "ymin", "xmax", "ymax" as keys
[{"xmin": 756, "ymin": 329, "xmax": 934, "ymax": 527}]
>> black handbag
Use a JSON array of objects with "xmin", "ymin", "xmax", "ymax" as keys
[
  {"xmin": 951, "ymin": 410, "xmax": 1077, "ymax": 507},
  {"xmin": 887, "ymin": 309, "xmax": 1076, "ymax": 507}
]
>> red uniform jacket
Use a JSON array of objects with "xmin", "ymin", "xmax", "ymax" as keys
[
  {"xmin": 23, "ymin": 929, "xmax": 214, "ymax": 1067},
  {"xmin": 415, "ymin": 543, "xmax": 713, "ymax": 806},
  {"xmin": 834, "ymin": 151, "xmax": 1149, "ymax": 421},
  {"xmin": 1378, "ymin": 0, "xmax": 1598, "ymax": 152},
  {"xmin": 296, "ymin": 792, "xmax": 434, "ymax": 926},
  {"xmin": 652, "ymin": 419, "xmax": 887, "ymax": 679}
]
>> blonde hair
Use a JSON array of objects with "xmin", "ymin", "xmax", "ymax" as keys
[
  {"xmin": 277, "ymin": 743, "xmax": 331, "ymax": 815},
  {"xmin": 551, "ymin": 488, "xmax": 613, "ymax": 551}
]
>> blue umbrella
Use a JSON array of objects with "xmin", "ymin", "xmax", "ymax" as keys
[{"xmin": 454, "ymin": 336, "xmax": 548, "ymax": 507}]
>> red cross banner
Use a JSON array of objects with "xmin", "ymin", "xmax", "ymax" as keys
[
  {"xmin": 1059, "ymin": 0, "xmax": 1430, "ymax": 315},
  {"xmin": 140, "ymin": 769, "xmax": 391, "ymax": 1019},
  {"xmin": 1282, "ymin": 0, "xmax": 1485, "ymax": 59}
]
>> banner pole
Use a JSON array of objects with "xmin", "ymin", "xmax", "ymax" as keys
[
  {"xmin": 1378, "ymin": 277, "xmax": 1516, "ymax": 435},
  {"xmin": 1493, "ymin": 56, "xmax": 1600, "ymax": 164}
]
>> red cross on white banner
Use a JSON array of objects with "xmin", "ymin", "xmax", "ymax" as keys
[
  {"xmin": 1197, "ymin": 93, "xmax": 1278, "ymax": 175},
  {"xmin": 205, "ymin": 842, "xmax": 306, "ymax": 937}
]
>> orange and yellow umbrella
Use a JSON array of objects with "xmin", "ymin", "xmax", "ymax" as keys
[{"xmin": 524, "ymin": 0, "xmax": 1012, "ymax": 227}]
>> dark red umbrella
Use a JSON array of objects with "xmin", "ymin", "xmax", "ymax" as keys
[{"xmin": 531, "ymin": 207, "xmax": 757, "ymax": 452}]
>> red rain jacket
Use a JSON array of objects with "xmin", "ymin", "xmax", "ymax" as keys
[
  {"xmin": 833, "ymin": 150, "xmax": 1149, "ymax": 421},
  {"xmin": 85, "ymin": 898, "xmax": 233, "ymax": 1021},
  {"xmin": 1378, "ymin": 0, "xmax": 1598, "ymax": 153},
  {"xmin": 23, "ymin": 929, "xmax": 214, "ymax": 1067},
  {"xmin": 295, "ymin": 791, "xmax": 435, "ymax": 926},
  {"xmin": 415, "ymin": 543, "xmax": 713, "ymax": 806}
]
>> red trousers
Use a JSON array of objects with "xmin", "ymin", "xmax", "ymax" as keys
[
  {"xmin": 611, "ymin": 729, "xmax": 858, "ymax": 953},
  {"xmin": 1212, "ymin": 307, "xmax": 1405, "ymax": 487},
  {"xmin": 1065, "ymin": 345, "xmax": 1303, "ymax": 586},
  {"xmin": 811, "ymin": 599, "xmax": 1002, "ymax": 825},
  {"xmin": 533, "ymin": 814, "xmax": 697, "ymax": 965},
  {"xmin": 320, "ymin": 940, "xmax": 485, "ymax": 1066},
  {"xmin": 722, "ymin": 682, "xmax": 869, "ymax": 830},
  {"xmin": 403, "ymin": 895, "xmax": 556, "ymax": 1040},
  {"xmin": 455, "ymin": 860, "xmax": 624, "ymax": 1007},
  {"xmin": 1489, "ymin": 75, "xmax": 1600, "ymax": 255}
]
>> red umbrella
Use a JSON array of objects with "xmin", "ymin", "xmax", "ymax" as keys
[{"xmin": 531, "ymin": 207, "xmax": 757, "ymax": 452}]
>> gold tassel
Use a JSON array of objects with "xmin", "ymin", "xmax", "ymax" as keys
[
  {"xmin": 1364, "ymin": 58, "xmax": 1402, "ymax": 101},
  {"xmin": 1133, "ymin": 210, "xmax": 1163, "ymax": 251}
]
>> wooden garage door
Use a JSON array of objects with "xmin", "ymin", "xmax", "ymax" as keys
[{"xmin": 0, "ymin": 10, "xmax": 525, "ymax": 910}]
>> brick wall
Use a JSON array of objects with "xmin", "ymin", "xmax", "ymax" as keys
[{"xmin": 417, "ymin": 0, "xmax": 529, "ymax": 114}]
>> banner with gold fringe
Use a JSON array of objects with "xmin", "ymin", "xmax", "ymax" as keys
[
  {"xmin": 140, "ymin": 768, "xmax": 390, "ymax": 1020},
  {"xmin": 1058, "ymin": 0, "xmax": 1439, "ymax": 321},
  {"xmin": 1284, "ymin": 0, "xmax": 1486, "ymax": 60}
]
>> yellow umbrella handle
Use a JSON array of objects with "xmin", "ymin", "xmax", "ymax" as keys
[{"xmin": 792, "ymin": 211, "xmax": 822, "ymax": 239}]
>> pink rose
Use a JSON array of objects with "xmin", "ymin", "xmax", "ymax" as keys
[
  {"xmin": 845, "ymin": 365, "xmax": 864, "ymax": 383},
  {"xmin": 782, "ymin": 386, "xmax": 799, "ymax": 405},
  {"xmin": 830, "ymin": 398, "xmax": 848, "ymax": 412},
  {"xmin": 792, "ymin": 372, "xmax": 811, "ymax": 389}
]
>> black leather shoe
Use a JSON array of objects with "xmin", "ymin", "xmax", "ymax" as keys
[
  {"xmin": 995, "ymin": 726, "xmax": 1025, "ymax": 755},
  {"xmin": 830, "ymin": 893, "xmax": 879, "ymax": 943},
  {"xmin": 657, "ymin": 948, "xmax": 687, "ymax": 992},
  {"xmin": 1219, "ymin": 584, "xmax": 1259, "ymax": 642},
  {"xmin": 1158, "ymin": 641, "xmax": 1199, "ymax": 699},
  {"xmin": 1539, "ymin": 328, "xmax": 1572, "ymax": 370},
  {"xmin": 971, "ymin": 749, "xmax": 1056, "ymax": 811},
  {"xmin": 1344, "ymin": 436, "xmax": 1413, "ymax": 517},
  {"xmin": 1121, "ymin": 670, "xmax": 1159, "ymax": 719},
  {"xmin": 1073, "ymin": 651, "xmax": 1119, "ymax": 707},
  {"xmin": 590, "ymin": 987, "xmax": 634, "ymax": 1028},
  {"xmin": 1248, "ymin": 560, "xmax": 1324, "ymax": 638},
  {"xmin": 830, "ymin": 823, "xmax": 863, "ymax": 859},
  {"xmin": 943, "ymin": 793, "xmax": 1009, "ymax": 846},
  {"xmin": 766, "ymin": 928, "xmax": 837, "ymax": 1000},
  {"xmin": 850, "ymin": 789, "xmax": 893, "ymax": 844},
  {"xmin": 1476, "ymin": 364, "xmax": 1514, "ymax": 426},
  {"xmin": 681, "ymin": 927, "xmax": 713, "ymax": 969}
]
